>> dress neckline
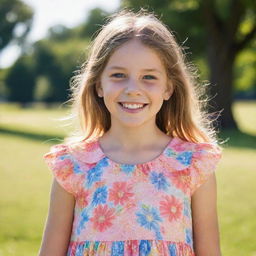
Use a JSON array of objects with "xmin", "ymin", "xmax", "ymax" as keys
[{"xmin": 95, "ymin": 136, "xmax": 178, "ymax": 166}]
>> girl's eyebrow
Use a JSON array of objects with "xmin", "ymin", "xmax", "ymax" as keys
[
  {"xmin": 143, "ymin": 68, "xmax": 162, "ymax": 74},
  {"xmin": 108, "ymin": 66, "xmax": 126, "ymax": 70},
  {"xmin": 108, "ymin": 66, "xmax": 162, "ymax": 74}
]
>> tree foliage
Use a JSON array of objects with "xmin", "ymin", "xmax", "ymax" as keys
[
  {"xmin": 0, "ymin": 0, "xmax": 33, "ymax": 52},
  {"xmin": 77, "ymin": 8, "xmax": 109, "ymax": 38},
  {"xmin": 33, "ymin": 38, "xmax": 88, "ymax": 102},
  {"xmin": 5, "ymin": 55, "xmax": 36, "ymax": 104}
]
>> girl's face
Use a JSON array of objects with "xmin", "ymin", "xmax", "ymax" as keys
[{"xmin": 97, "ymin": 39, "xmax": 172, "ymax": 129}]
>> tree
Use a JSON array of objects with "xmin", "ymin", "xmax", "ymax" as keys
[
  {"xmin": 33, "ymin": 42, "xmax": 70, "ymax": 102},
  {"xmin": 33, "ymin": 39, "xmax": 85, "ymax": 102},
  {"xmin": 46, "ymin": 25, "xmax": 72, "ymax": 42},
  {"xmin": 201, "ymin": 0, "xmax": 256, "ymax": 129},
  {"xmin": 0, "ymin": 0, "xmax": 33, "ymax": 52},
  {"xmin": 5, "ymin": 55, "xmax": 36, "ymax": 105},
  {"xmin": 78, "ymin": 8, "xmax": 109, "ymax": 38},
  {"xmin": 122, "ymin": 0, "xmax": 256, "ymax": 129},
  {"xmin": 30, "ymin": 7, "xmax": 109, "ymax": 103}
]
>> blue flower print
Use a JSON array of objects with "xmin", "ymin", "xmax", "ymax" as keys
[
  {"xmin": 183, "ymin": 198, "xmax": 191, "ymax": 218},
  {"xmin": 136, "ymin": 205, "xmax": 163, "ymax": 239},
  {"xmin": 75, "ymin": 243, "xmax": 85, "ymax": 256},
  {"xmin": 150, "ymin": 172, "xmax": 170, "ymax": 191},
  {"xmin": 86, "ymin": 160, "xmax": 107, "ymax": 187},
  {"xmin": 59, "ymin": 154, "xmax": 69, "ymax": 161},
  {"xmin": 83, "ymin": 241, "xmax": 90, "ymax": 250},
  {"xmin": 86, "ymin": 166, "xmax": 102, "ymax": 188},
  {"xmin": 165, "ymin": 148, "xmax": 176, "ymax": 158},
  {"xmin": 120, "ymin": 164, "xmax": 135, "ymax": 174},
  {"xmin": 76, "ymin": 209, "xmax": 90, "ymax": 235},
  {"xmin": 92, "ymin": 186, "xmax": 108, "ymax": 205},
  {"xmin": 99, "ymin": 157, "xmax": 109, "ymax": 168},
  {"xmin": 155, "ymin": 229, "xmax": 163, "ymax": 240},
  {"xmin": 168, "ymin": 243, "xmax": 177, "ymax": 256},
  {"xmin": 138, "ymin": 240, "xmax": 151, "ymax": 255},
  {"xmin": 73, "ymin": 162, "xmax": 83, "ymax": 174},
  {"xmin": 185, "ymin": 228, "xmax": 193, "ymax": 247},
  {"xmin": 176, "ymin": 151, "xmax": 192, "ymax": 166},
  {"xmin": 59, "ymin": 155, "xmax": 83, "ymax": 174},
  {"xmin": 111, "ymin": 241, "xmax": 124, "ymax": 256}
]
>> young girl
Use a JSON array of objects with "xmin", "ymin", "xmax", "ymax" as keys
[{"xmin": 39, "ymin": 11, "xmax": 222, "ymax": 256}]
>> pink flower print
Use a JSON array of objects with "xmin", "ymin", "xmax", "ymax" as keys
[
  {"xmin": 125, "ymin": 240, "xmax": 139, "ymax": 255},
  {"xmin": 91, "ymin": 205, "xmax": 115, "ymax": 232},
  {"xmin": 85, "ymin": 141, "xmax": 98, "ymax": 152},
  {"xmin": 125, "ymin": 200, "xmax": 137, "ymax": 210},
  {"xmin": 54, "ymin": 158, "xmax": 73, "ymax": 179},
  {"xmin": 160, "ymin": 195, "xmax": 183, "ymax": 222},
  {"xmin": 172, "ymin": 139, "xmax": 192, "ymax": 151},
  {"xmin": 95, "ymin": 181, "xmax": 106, "ymax": 188},
  {"xmin": 170, "ymin": 169, "xmax": 191, "ymax": 194},
  {"xmin": 76, "ymin": 189, "xmax": 90, "ymax": 208},
  {"xmin": 138, "ymin": 164, "xmax": 151, "ymax": 176},
  {"xmin": 109, "ymin": 182, "xmax": 134, "ymax": 205}
]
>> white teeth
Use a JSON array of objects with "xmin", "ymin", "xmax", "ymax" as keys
[{"xmin": 121, "ymin": 103, "xmax": 145, "ymax": 109}]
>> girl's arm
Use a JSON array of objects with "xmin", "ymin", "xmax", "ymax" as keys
[
  {"xmin": 38, "ymin": 178, "xmax": 75, "ymax": 256},
  {"xmin": 191, "ymin": 173, "xmax": 222, "ymax": 256}
]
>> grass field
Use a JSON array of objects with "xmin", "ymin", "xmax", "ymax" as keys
[{"xmin": 0, "ymin": 101, "xmax": 256, "ymax": 256}]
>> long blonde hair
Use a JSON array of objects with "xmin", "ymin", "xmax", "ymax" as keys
[{"xmin": 68, "ymin": 10, "xmax": 220, "ymax": 144}]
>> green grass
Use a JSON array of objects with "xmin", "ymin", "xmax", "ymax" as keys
[
  {"xmin": 0, "ymin": 135, "xmax": 52, "ymax": 256},
  {"xmin": 0, "ymin": 101, "xmax": 256, "ymax": 255},
  {"xmin": 0, "ymin": 103, "xmax": 71, "ymax": 139}
]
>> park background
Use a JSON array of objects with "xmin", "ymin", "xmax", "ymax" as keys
[{"xmin": 0, "ymin": 0, "xmax": 256, "ymax": 255}]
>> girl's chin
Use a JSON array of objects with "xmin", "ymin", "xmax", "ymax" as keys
[{"xmin": 112, "ymin": 118, "xmax": 155, "ymax": 129}]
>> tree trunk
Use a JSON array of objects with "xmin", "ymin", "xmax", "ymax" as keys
[{"xmin": 206, "ymin": 39, "xmax": 238, "ymax": 130}]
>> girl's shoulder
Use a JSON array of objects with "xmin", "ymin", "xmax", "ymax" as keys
[
  {"xmin": 169, "ymin": 137, "xmax": 222, "ymax": 195},
  {"xmin": 43, "ymin": 139, "xmax": 105, "ymax": 196},
  {"xmin": 163, "ymin": 136, "xmax": 222, "ymax": 165},
  {"xmin": 170, "ymin": 136, "xmax": 222, "ymax": 152},
  {"xmin": 44, "ymin": 138, "xmax": 105, "ymax": 165}
]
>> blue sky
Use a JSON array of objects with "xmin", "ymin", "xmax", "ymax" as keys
[{"xmin": 0, "ymin": 0, "xmax": 119, "ymax": 68}]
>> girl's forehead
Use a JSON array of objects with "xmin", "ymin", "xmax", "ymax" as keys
[{"xmin": 104, "ymin": 39, "xmax": 166, "ymax": 71}]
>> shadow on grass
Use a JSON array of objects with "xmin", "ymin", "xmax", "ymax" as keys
[
  {"xmin": 219, "ymin": 129, "xmax": 256, "ymax": 150},
  {"xmin": 1, "ymin": 127, "xmax": 256, "ymax": 150},
  {"xmin": 0, "ymin": 127, "xmax": 64, "ymax": 144}
]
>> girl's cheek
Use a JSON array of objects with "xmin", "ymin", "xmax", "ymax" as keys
[{"xmin": 143, "ymin": 83, "xmax": 162, "ymax": 92}]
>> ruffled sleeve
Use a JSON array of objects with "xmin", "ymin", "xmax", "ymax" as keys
[
  {"xmin": 189, "ymin": 142, "xmax": 222, "ymax": 195},
  {"xmin": 44, "ymin": 144, "xmax": 78, "ymax": 196}
]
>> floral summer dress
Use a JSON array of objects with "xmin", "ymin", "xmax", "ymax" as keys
[{"xmin": 44, "ymin": 136, "xmax": 222, "ymax": 256}]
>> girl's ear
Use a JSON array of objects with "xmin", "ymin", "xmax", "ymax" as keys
[
  {"xmin": 163, "ymin": 82, "xmax": 174, "ymax": 101},
  {"xmin": 96, "ymin": 82, "xmax": 103, "ymax": 97},
  {"xmin": 163, "ymin": 91, "xmax": 172, "ymax": 101}
]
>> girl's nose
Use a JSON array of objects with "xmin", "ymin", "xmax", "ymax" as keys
[{"xmin": 124, "ymin": 79, "xmax": 142, "ymax": 96}]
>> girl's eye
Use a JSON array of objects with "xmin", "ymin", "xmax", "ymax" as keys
[
  {"xmin": 110, "ymin": 73, "xmax": 126, "ymax": 78},
  {"xmin": 143, "ymin": 75, "xmax": 157, "ymax": 80}
]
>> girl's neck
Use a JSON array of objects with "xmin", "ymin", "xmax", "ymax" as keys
[{"xmin": 99, "ymin": 123, "xmax": 171, "ymax": 152}]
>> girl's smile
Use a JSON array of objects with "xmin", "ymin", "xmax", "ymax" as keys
[
  {"xmin": 97, "ymin": 39, "xmax": 172, "ymax": 128},
  {"xmin": 118, "ymin": 102, "xmax": 148, "ymax": 113}
]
